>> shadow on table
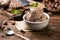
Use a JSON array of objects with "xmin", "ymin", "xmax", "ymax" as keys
[{"xmin": 30, "ymin": 25, "xmax": 54, "ymax": 37}]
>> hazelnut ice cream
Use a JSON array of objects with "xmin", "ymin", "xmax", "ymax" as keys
[{"xmin": 26, "ymin": 7, "xmax": 47, "ymax": 22}]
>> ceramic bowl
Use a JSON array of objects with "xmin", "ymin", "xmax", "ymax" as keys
[{"xmin": 23, "ymin": 12, "xmax": 50, "ymax": 30}]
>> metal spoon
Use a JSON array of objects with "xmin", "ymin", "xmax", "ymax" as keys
[{"xmin": 4, "ymin": 28, "xmax": 30, "ymax": 40}]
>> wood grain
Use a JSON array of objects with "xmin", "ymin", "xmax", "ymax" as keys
[{"xmin": 0, "ymin": 13, "xmax": 60, "ymax": 40}]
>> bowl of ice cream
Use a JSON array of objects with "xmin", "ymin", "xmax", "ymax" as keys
[{"xmin": 23, "ymin": 7, "xmax": 50, "ymax": 30}]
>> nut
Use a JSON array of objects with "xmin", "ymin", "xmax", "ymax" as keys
[{"xmin": 44, "ymin": 0, "xmax": 60, "ymax": 12}]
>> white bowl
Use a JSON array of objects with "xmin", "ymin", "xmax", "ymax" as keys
[{"xmin": 23, "ymin": 12, "xmax": 50, "ymax": 30}]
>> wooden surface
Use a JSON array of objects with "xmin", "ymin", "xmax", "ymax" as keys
[{"xmin": 0, "ymin": 13, "xmax": 60, "ymax": 40}]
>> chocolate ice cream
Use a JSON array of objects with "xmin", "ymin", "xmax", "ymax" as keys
[{"xmin": 26, "ymin": 7, "xmax": 47, "ymax": 22}]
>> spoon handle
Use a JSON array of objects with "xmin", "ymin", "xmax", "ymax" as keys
[{"xmin": 15, "ymin": 33, "xmax": 30, "ymax": 40}]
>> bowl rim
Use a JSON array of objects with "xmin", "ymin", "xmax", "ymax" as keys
[{"xmin": 23, "ymin": 12, "xmax": 50, "ymax": 24}]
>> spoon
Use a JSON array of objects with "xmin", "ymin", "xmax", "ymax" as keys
[{"xmin": 4, "ymin": 28, "xmax": 30, "ymax": 40}]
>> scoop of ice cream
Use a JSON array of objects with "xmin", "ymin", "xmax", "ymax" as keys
[
  {"xmin": 0, "ymin": 0, "xmax": 9, "ymax": 5},
  {"xmin": 26, "ymin": 7, "xmax": 44, "ymax": 22},
  {"xmin": 31, "ymin": 8, "xmax": 43, "ymax": 19}
]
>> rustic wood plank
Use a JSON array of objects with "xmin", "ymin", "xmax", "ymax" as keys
[{"xmin": 0, "ymin": 13, "xmax": 60, "ymax": 40}]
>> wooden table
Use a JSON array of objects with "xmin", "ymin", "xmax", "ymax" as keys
[{"xmin": 0, "ymin": 13, "xmax": 60, "ymax": 40}]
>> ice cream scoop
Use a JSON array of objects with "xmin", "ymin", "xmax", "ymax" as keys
[
  {"xmin": 0, "ymin": 0, "xmax": 10, "ymax": 5},
  {"xmin": 26, "ymin": 7, "xmax": 44, "ymax": 22}
]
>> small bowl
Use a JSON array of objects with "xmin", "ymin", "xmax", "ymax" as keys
[{"xmin": 23, "ymin": 12, "xmax": 50, "ymax": 30}]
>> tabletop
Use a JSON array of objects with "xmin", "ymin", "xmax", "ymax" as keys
[{"xmin": 0, "ymin": 12, "xmax": 60, "ymax": 40}]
